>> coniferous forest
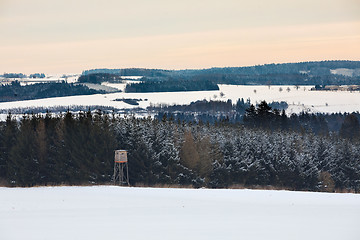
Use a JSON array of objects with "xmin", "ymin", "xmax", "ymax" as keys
[
  {"xmin": 0, "ymin": 81, "xmax": 104, "ymax": 102},
  {"xmin": 0, "ymin": 108, "xmax": 359, "ymax": 192},
  {"xmin": 82, "ymin": 60, "xmax": 360, "ymax": 87}
]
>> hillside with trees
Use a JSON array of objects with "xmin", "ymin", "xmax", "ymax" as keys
[
  {"xmin": 0, "ymin": 81, "xmax": 104, "ymax": 102},
  {"xmin": 82, "ymin": 61, "xmax": 360, "ymax": 77},
  {"xmin": 81, "ymin": 60, "xmax": 360, "ymax": 88}
]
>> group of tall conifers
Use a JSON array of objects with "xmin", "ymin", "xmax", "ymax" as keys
[
  {"xmin": 244, "ymin": 101, "xmax": 360, "ymax": 139},
  {"xmin": 0, "ymin": 108, "xmax": 359, "ymax": 192},
  {"xmin": 0, "ymin": 111, "xmax": 116, "ymax": 186}
]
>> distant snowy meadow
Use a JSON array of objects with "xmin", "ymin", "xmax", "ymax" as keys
[
  {"xmin": 0, "ymin": 186, "xmax": 359, "ymax": 240},
  {"xmin": 1, "ymin": 85, "xmax": 360, "ymax": 116}
]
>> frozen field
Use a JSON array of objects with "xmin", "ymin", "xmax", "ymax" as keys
[
  {"xmin": 0, "ymin": 186, "xmax": 359, "ymax": 240},
  {"xmin": 0, "ymin": 74, "xmax": 80, "ymax": 85},
  {"xmin": 0, "ymin": 85, "xmax": 360, "ymax": 115}
]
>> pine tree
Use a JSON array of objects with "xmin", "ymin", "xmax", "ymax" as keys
[
  {"xmin": 243, "ymin": 104, "xmax": 256, "ymax": 127},
  {"xmin": 0, "ymin": 113, "xmax": 18, "ymax": 183},
  {"xmin": 339, "ymin": 114, "xmax": 360, "ymax": 140},
  {"xmin": 8, "ymin": 115, "xmax": 39, "ymax": 186}
]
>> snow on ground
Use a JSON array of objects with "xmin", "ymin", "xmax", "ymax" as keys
[
  {"xmin": 0, "ymin": 85, "xmax": 360, "ymax": 115},
  {"xmin": 330, "ymin": 68, "xmax": 360, "ymax": 77},
  {"xmin": 0, "ymin": 186, "xmax": 359, "ymax": 240},
  {"xmin": 121, "ymin": 76, "xmax": 143, "ymax": 80},
  {"xmin": 219, "ymin": 85, "xmax": 360, "ymax": 114},
  {"xmin": 79, "ymin": 83, "xmax": 119, "ymax": 93},
  {"xmin": 0, "ymin": 74, "xmax": 80, "ymax": 85},
  {"xmin": 101, "ymin": 80, "xmax": 140, "ymax": 92}
]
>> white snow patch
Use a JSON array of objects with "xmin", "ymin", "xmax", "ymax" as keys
[
  {"xmin": 121, "ymin": 76, "xmax": 143, "ymax": 80},
  {"xmin": 330, "ymin": 68, "xmax": 360, "ymax": 77},
  {"xmin": 79, "ymin": 83, "xmax": 119, "ymax": 93},
  {"xmin": 0, "ymin": 186, "xmax": 359, "ymax": 240},
  {"xmin": 101, "ymin": 80, "xmax": 140, "ymax": 92}
]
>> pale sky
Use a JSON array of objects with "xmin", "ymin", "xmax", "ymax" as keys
[{"xmin": 0, "ymin": 0, "xmax": 360, "ymax": 74}]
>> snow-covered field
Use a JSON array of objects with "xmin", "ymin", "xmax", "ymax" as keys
[
  {"xmin": 0, "ymin": 186, "xmax": 359, "ymax": 240},
  {"xmin": 219, "ymin": 85, "xmax": 360, "ymax": 114},
  {"xmin": 1, "ymin": 85, "xmax": 360, "ymax": 115},
  {"xmin": 0, "ymin": 74, "xmax": 80, "ymax": 85}
]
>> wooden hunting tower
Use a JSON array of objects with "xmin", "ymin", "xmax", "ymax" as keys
[{"xmin": 113, "ymin": 150, "xmax": 129, "ymax": 186}]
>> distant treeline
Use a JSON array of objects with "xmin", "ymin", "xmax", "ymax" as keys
[
  {"xmin": 78, "ymin": 73, "xmax": 220, "ymax": 92},
  {"xmin": 2, "ymin": 73, "xmax": 45, "ymax": 78},
  {"xmin": 80, "ymin": 60, "xmax": 360, "ymax": 87},
  {"xmin": 149, "ymin": 99, "xmax": 287, "ymax": 115},
  {"xmin": 0, "ymin": 110, "xmax": 359, "ymax": 192},
  {"xmin": 124, "ymin": 78, "xmax": 219, "ymax": 92},
  {"xmin": 150, "ymin": 99, "xmax": 359, "ymax": 135},
  {"xmin": 77, "ymin": 73, "xmax": 123, "ymax": 83},
  {"xmin": 2, "ymin": 98, "xmax": 357, "ymax": 136},
  {"xmin": 0, "ymin": 81, "xmax": 104, "ymax": 102},
  {"xmin": 82, "ymin": 68, "xmax": 172, "ymax": 77},
  {"xmin": 0, "ymin": 105, "xmax": 124, "ymax": 115},
  {"xmin": 82, "ymin": 61, "xmax": 360, "ymax": 76}
]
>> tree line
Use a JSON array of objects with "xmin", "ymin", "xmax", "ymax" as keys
[
  {"xmin": 152, "ymin": 100, "xmax": 359, "ymax": 137},
  {"xmin": 2, "ymin": 73, "xmax": 45, "ymax": 78},
  {"xmin": 0, "ymin": 81, "xmax": 104, "ymax": 102},
  {"xmin": 0, "ymin": 110, "xmax": 359, "ymax": 192},
  {"xmin": 125, "ymin": 78, "xmax": 219, "ymax": 92},
  {"xmin": 81, "ymin": 60, "xmax": 360, "ymax": 87},
  {"xmin": 82, "ymin": 61, "xmax": 360, "ymax": 77}
]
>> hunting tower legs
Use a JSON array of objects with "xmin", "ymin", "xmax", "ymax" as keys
[{"xmin": 113, "ymin": 161, "xmax": 129, "ymax": 186}]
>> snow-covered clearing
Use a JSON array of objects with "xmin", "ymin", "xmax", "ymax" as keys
[
  {"xmin": 330, "ymin": 68, "xmax": 360, "ymax": 77},
  {"xmin": 0, "ymin": 186, "xmax": 359, "ymax": 240},
  {"xmin": 0, "ymin": 85, "xmax": 360, "ymax": 115},
  {"xmin": 79, "ymin": 83, "xmax": 119, "ymax": 93}
]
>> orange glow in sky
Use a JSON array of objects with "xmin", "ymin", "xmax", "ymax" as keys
[{"xmin": 0, "ymin": 0, "xmax": 359, "ymax": 74}]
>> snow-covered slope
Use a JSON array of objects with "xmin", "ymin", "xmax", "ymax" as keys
[
  {"xmin": 0, "ymin": 186, "xmax": 359, "ymax": 240},
  {"xmin": 1, "ymin": 85, "xmax": 360, "ymax": 115}
]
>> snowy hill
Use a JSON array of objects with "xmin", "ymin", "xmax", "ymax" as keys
[
  {"xmin": 0, "ymin": 186, "xmax": 359, "ymax": 240},
  {"xmin": 1, "ymin": 84, "xmax": 360, "ymax": 116}
]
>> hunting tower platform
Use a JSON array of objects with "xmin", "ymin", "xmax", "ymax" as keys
[{"xmin": 113, "ymin": 150, "xmax": 129, "ymax": 186}]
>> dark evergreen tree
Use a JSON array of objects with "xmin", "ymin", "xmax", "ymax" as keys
[
  {"xmin": 339, "ymin": 114, "xmax": 360, "ymax": 140},
  {"xmin": 8, "ymin": 115, "xmax": 39, "ymax": 186},
  {"xmin": 243, "ymin": 104, "xmax": 256, "ymax": 127},
  {"xmin": 0, "ymin": 113, "xmax": 18, "ymax": 182}
]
